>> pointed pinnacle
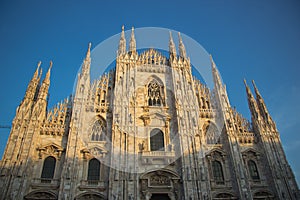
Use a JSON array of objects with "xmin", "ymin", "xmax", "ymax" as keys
[
  {"xmin": 39, "ymin": 68, "xmax": 43, "ymax": 80},
  {"xmin": 44, "ymin": 61, "xmax": 52, "ymax": 83},
  {"xmin": 33, "ymin": 61, "xmax": 42, "ymax": 79},
  {"xmin": 130, "ymin": 26, "xmax": 136, "ymax": 52},
  {"xmin": 169, "ymin": 31, "xmax": 173, "ymax": 39},
  {"xmin": 169, "ymin": 31, "xmax": 176, "ymax": 55},
  {"xmin": 244, "ymin": 79, "xmax": 253, "ymax": 97},
  {"xmin": 85, "ymin": 43, "xmax": 91, "ymax": 60},
  {"xmin": 121, "ymin": 25, "xmax": 125, "ymax": 37},
  {"xmin": 243, "ymin": 79, "xmax": 247, "ymax": 87},
  {"xmin": 130, "ymin": 27, "xmax": 135, "ymax": 40},
  {"xmin": 210, "ymin": 55, "xmax": 217, "ymax": 70},
  {"xmin": 178, "ymin": 32, "xmax": 182, "ymax": 42},
  {"xmin": 252, "ymin": 80, "xmax": 259, "ymax": 92},
  {"xmin": 252, "ymin": 80, "xmax": 263, "ymax": 100}
]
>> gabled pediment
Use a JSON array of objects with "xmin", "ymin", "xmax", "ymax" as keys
[
  {"xmin": 140, "ymin": 111, "xmax": 170, "ymax": 126},
  {"xmin": 36, "ymin": 142, "xmax": 64, "ymax": 159},
  {"xmin": 148, "ymin": 111, "xmax": 169, "ymax": 120},
  {"xmin": 81, "ymin": 145, "xmax": 108, "ymax": 159},
  {"xmin": 242, "ymin": 148, "xmax": 260, "ymax": 156},
  {"xmin": 205, "ymin": 148, "xmax": 226, "ymax": 158},
  {"xmin": 38, "ymin": 142, "xmax": 63, "ymax": 151}
]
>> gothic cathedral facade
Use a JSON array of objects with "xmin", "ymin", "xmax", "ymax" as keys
[{"xmin": 0, "ymin": 27, "xmax": 299, "ymax": 200}]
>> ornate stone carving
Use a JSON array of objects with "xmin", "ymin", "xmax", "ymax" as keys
[
  {"xmin": 36, "ymin": 144, "xmax": 64, "ymax": 159},
  {"xmin": 149, "ymin": 174, "xmax": 171, "ymax": 186}
]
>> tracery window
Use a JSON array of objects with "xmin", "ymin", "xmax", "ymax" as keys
[
  {"xmin": 41, "ymin": 156, "xmax": 56, "ymax": 181},
  {"xmin": 87, "ymin": 158, "xmax": 101, "ymax": 184},
  {"xmin": 150, "ymin": 129, "xmax": 165, "ymax": 151},
  {"xmin": 212, "ymin": 160, "xmax": 224, "ymax": 184},
  {"xmin": 91, "ymin": 120, "xmax": 106, "ymax": 141},
  {"xmin": 148, "ymin": 81, "xmax": 163, "ymax": 106},
  {"xmin": 248, "ymin": 160, "xmax": 260, "ymax": 180},
  {"xmin": 204, "ymin": 123, "xmax": 219, "ymax": 144}
]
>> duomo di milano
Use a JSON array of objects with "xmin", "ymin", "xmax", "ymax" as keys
[{"xmin": 0, "ymin": 26, "xmax": 299, "ymax": 200}]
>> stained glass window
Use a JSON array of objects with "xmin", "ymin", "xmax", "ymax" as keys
[{"xmin": 148, "ymin": 81, "xmax": 162, "ymax": 106}]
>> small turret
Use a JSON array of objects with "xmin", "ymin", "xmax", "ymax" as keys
[{"xmin": 118, "ymin": 25, "xmax": 126, "ymax": 56}]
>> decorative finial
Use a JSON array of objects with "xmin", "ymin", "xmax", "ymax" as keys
[
  {"xmin": 122, "ymin": 25, "xmax": 124, "ymax": 31},
  {"xmin": 33, "ymin": 61, "xmax": 42, "ymax": 79},
  {"xmin": 252, "ymin": 80, "xmax": 262, "ymax": 98},
  {"xmin": 252, "ymin": 80, "xmax": 257, "ymax": 88},
  {"xmin": 210, "ymin": 55, "xmax": 217, "ymax": 70},
  {"xmin": 42, "ymin": 61, "xmax": 52, "ymax": 84},
  {"xmin": 243, "ymin": 79, "xmax": 247, "ymax": 86}
]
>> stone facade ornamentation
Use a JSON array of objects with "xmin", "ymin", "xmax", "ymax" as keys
[{"xmin": 0, "ymin": 26, "xmax": 299, "ymax": 200}]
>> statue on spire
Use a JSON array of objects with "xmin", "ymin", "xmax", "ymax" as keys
[
  {"xmin": 129, "ymin": 27, "xmax": 136, "ymax": 54},
  {"xmin": 178, "ymin": 32, "xmax": 187, "ymax": 58},
  {"xmin": 169, "ymin": 31, "xmax": 176, "ymax": 57},
  {"xmin": 118, "ymin": 25, "xmax": 126, "ymax": 56}
]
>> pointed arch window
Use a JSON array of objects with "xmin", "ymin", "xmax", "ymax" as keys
[
  {"xmin": 212, "ymin": 160, "xmax": 224, "ymax": 184},
  {"xmin": 248, "ymin": 160, "xmax": 260, "ymax": 180},
  {"xmin": 87, "ymin": 158, "xmax": 101, "ymax": 184},
  {"xmin": 150, "ymin": 129, "xmax": 165, "ymax": 151},
  {"xmin": 204, "ymin": 123, "xmax": 219, "ymax": 144},
  {"xmin": 91, "ymin": 120, "xmax": 106, "ymax": 141},
  {"xmin": 148, "ymin": 81, "xmax": 163, "ymax": 106},
  {"xmin": 41, "ymin": 156, "xmax": 56, "ymax": 182}
]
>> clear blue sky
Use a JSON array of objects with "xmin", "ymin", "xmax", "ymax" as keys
[{"xmin": 0, "ymin": 0, "xmax": 299, "ymax": 184}]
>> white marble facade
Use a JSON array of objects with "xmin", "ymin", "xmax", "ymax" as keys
[{"xmin": 0, "ymin": 27, "xmax": 299, "ymax": 200}]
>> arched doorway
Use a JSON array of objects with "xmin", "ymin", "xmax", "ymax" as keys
[
  {"xmin": 24, "ymin": 191, "xmax": 57, "ymax": 200},
  {"xmin": 150, "ymin": 194, "xmax": 171, "ymax": 200},
  {"xmin": 140, "ymin": 170, "xmax": 180, "ymax": 200},
  {"xmin": 74, "ymin": 193, "xmax": 105, "ymax": 200}
]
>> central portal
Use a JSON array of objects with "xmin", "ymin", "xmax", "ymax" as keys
[{"xmin": 150, "ymin": 194, "xmax": 171, "ymax": 200}]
